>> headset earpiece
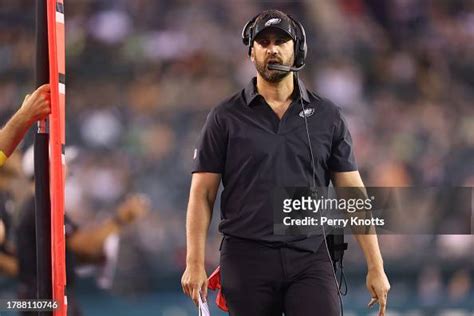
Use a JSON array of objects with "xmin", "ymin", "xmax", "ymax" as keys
[
  {"xmin": 241, "ymin": 15, "xmax": 259, "ymax": 54},
  {"xmin": 241, "ymin": 20, "xmax": 251, "ymax": 45},
  {"xmin": 288, "ymin": 16, "xmax": 307, "ymax": 68}
]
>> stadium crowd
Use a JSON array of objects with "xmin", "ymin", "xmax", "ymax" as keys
[{"xmin": 0, "ymin": 0, "xmax": 472, "ymax": 314}]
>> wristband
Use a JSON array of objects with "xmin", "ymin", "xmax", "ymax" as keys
[{"xmin": 0, "ymin": 151, "xmax": 7, "ymax": 167}]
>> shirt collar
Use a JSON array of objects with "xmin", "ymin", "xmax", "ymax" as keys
[{"xmin": 244, "ymin": 76, "xmax": 310, "ymax": 107}]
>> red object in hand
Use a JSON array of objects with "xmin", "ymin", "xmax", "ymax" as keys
[{"xmin": 208, "ymin": 266, "xmax": 229, "ymax": 312}]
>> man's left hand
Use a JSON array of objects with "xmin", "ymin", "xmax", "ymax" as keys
[{"xmin": 366, "ymin": 267, "xmax": 390, "ymax": 316}]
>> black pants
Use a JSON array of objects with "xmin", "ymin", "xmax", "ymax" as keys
[{"xmin": 220, "ymin": 237, "xmax": 341, "ymax": 316}]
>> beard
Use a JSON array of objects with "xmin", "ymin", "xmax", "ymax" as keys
[{"xmin": 255, "ymin": 55, "xmax": 294, "ymax": 83}]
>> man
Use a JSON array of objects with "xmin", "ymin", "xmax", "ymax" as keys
[
  {"xmin": 0, "ymin": 84, "xmax": 50, "ymax": 167},
  {"xmin": 14, "ymin": 145, "xmax": 150, "ymax": 316},
  {"xmin": 182, "ymin": 10, "xmax": 390, "ymax": 316}
]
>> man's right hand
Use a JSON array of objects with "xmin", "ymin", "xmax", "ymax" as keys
[
  {"xmin": 181, "ymin": 264, "xmax": 208, "ymax": 306},
  {"xmin": 19, "ymin": 84, "xmax": 51, "ymax": 124}
]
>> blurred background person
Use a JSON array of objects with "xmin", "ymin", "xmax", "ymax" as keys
[
  {"xmin": 0, "ymin": 153, "xmax": 24, "ymax": 278},
  {"xmin": 12, "ymin": 146, "xmax": 150, "ymax": 316},
  {"xmin": 0, "ymin": 160, "xmax": 18, "ymax": 277}
]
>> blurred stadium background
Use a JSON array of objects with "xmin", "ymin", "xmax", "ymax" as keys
[{"xmin": 0, "ymin": 0, "xmax": 473, "ymax": 315}]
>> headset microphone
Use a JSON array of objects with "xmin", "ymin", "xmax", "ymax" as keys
[{"xmin": 267, "ymin": 63, "xmax": 305, "ymax": 72}]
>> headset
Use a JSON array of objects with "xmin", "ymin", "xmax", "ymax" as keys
[{"xmin": 241, "ymin": 13, "xmax": 307, "ymax": 71}]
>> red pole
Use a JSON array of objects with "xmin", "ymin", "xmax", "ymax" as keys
[{"xmin": 46, "ymin": 0, "xmax": 67, "ymax": 315}]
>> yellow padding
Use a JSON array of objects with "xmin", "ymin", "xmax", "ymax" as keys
[{"xmin": 0, "ymin": 151, "xmax": 7, "ymax": 167}]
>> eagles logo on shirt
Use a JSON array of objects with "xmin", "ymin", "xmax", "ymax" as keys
[{"xmin": 299, "ymin": 108, "xmax": 315, "ymax": 118}]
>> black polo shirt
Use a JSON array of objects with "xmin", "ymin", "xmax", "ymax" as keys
[{"xmin": 192, "ymin": 77, "xmax": 357, "ymax": 252}]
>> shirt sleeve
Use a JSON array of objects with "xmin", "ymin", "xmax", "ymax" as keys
[
  {"xmin": 327, "ymin": 108, "xmax": 358, "ymax": 172},
  {"xmin": 191, "ymin": 108, "xmax": 226, "ymax": 174}
]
